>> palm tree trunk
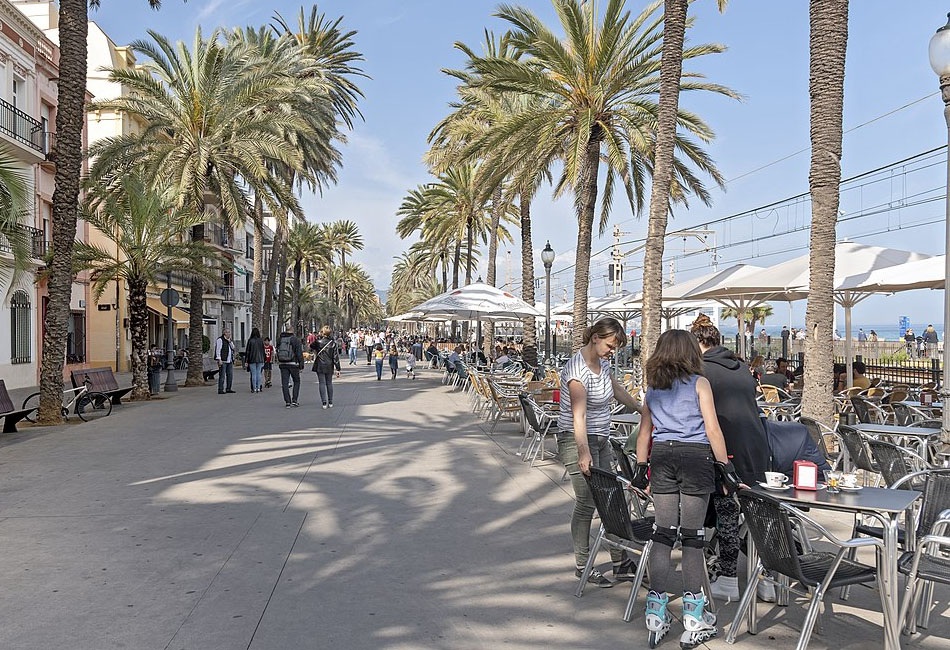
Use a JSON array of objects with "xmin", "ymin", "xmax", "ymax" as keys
[
  {"xmin": 519, "ymin": 196, "xmax": 538, "ymax": 368},
  {"xmin": 37, "ymin": 0, "xmax": 87, "ymax": 425},
  {"xmin": 571, "ymin": 136, "xmax": 602, "ymax": 352},
  {"xmin": 292, "ymin": 259, "xmax": 302, "ymax": 332},
  {"xmin": 451, "ymin": 240, "xmax": 461, "ymax": 289},
  {"xmin": 483, "ymin": 186, "xmax": 502, "ymax": 360},
  {"xmin": 185, "ymin": 272, "xmax": 206, "ymax": 386},
  {"xmin": 640, "ymin": 0, "xmax": 688, "ymax": 363},
  {"xmin": 276, "ymin": 230, "xmax": 289, "ymax": 332},
  {"xmin": 263, "ymin": 223, "xmax": 284, "ymax": 338},
  {"xmin": 802, "ymin": 0, "xmax": 848, "ymax": 424},
  {"xmin": 465, "ymin": 214, "xmax": 474, "ymax": 285},
  {"xmin": 128, "ymin": 278, "xmax": 151, "ymax": 400},
  {"xmin": 251, "ymin": 194, "xmax": 264, "ymax": 332}
]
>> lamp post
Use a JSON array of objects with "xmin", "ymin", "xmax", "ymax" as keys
[
  {"xmin": 541, "ymin": 241, "xmax": 555, "ymax": 364},
  {"xmin": 163, "ymin": 271, "xmax": 178, "ymax": 392},
  {"xmin": 930, "ymin": 13, "xmax": 950, "ymax": 444}
]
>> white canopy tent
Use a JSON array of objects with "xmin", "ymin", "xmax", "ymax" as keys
[
  {"xmin": 684, "ymin": 242, "xmax": 933, "ymax": 382},
  {"xmin": 410, "ymin": 282, "xmax": 543, "ymax": 320}
]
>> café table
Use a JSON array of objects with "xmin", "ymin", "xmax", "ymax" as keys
[
  {"xmin": 853, "ymin": 422, "xmax": 941, "ymax": 461},
  {"xmin": 610, "ymin": 412, "xmax": 640, "ymax": 437},
  {"xmin": 744, "ymin": 484, "xmax": 920, "ymax": 650}
]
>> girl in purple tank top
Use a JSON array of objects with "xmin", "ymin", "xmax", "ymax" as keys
[{"xmin": 632, "ymin": 330, "xmax": 739, "ymax": 649}]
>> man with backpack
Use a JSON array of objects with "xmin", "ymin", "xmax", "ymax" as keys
[{"xmin": 276, "ymin": 325, "xmax": 304, "ymax": 407}]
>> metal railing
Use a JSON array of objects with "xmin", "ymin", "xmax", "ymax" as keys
[
  {"xmin": 219, "ymin": 287, "xmax": 248, "ymax": 302},
  {"xmin": 0, "ymin": 224, "xmax": 45, "ymax": 258},
  {"xmin": 0, "ymin": 98, "xmax": 44, "ymax": 153}
]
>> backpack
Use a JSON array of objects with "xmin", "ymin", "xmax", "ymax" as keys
[{"xmin": 276, "ymin": 335, "xmax": 295, "ymax": 363}]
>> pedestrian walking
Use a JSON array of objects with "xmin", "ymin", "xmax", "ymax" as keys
[
  {"xmin": 263, "ymin": 337, "xmax": 274, "ymax": 388},
  {"xmin": 388, "ymin": 345, "xmax": 399, "ymax": 379},
  {"xmin": 276, "ymin": 325, "xmax": 304, "ymax": 407},
  {"xmin": 374, "ymin": 343, "xmax": 385, "ymax": 380},
  {"xmin": 311, "ymin": 326, "xmax": 341, "ymax": 409},
  {"xmin": 244, "ymin": 328, "xmax": 265, "ymax": 393},
  {"xmin": 214, "ymin": 328, "xmax": 236, "ymax": 394}
]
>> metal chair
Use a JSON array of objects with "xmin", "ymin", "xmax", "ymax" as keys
[
  {"xmin": 799, "ymin": 416, "xmax": 841, "ymax": 470},
  {"xmin": 867, "ymin": 439, "xmax": 927, "ymax": 489},
  {"xmin": 517, "ymin": 393, "xmax": 557, "ymax": 466},
  {"xmin": 726, "ymin": 490, "xmax": 884, "ymax": 650},
  {"xmin": 851, "ymin": 396, "xmax": 886, "ymax": 424},
  {"xmin": 837, "ymin": 424, "xmax": 879, "ymax": 482},
  {"xmin": 896, "ymin": 469, "xmax": 950, "ymax": 634},
  {"xmin": 608, "ymin": 437, "xmax": 651, "ymax": 519},
  {"xmin": 576, "ymin": 468, "xmax": 659, "ymax": 623}
]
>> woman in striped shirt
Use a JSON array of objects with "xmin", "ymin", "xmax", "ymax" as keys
[{"xmin": 557, "ymin": 317, "xmax": 641, "ymax": 587}]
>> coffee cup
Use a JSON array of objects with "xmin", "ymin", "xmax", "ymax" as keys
[
  {"xmin": 840, "ymin": 472, "xmax": 859, "ymax": 489},
  {"xmin": 764, "ymin": 472, "xmax": 789, "ymax": 489}
]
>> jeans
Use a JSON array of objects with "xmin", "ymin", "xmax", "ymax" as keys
[
  {"xmin": 217, "ymin": 362, "xmax": 233, "ymax": 392},
  {"xmin": 348, "ymin": 346, "xmax": 357, "ymax": 364},
  {"xmin": 148, "ymin": 367, "xmax": 161, "ymax": 394},
  {"xmin": 248, "ymin": 362, "xmax": 264, "ymax": 391},
  {"xmin": 280, "ymin": 365, "xmax": 301, "ymax": 404},
  {"xmin": 366, "ymin": 347, "xmax": 373, "ymax": 364},
  {"xmin": 375, "ymin": 359, "xmax": 383, "ymax": 379},
  {"xmin": 317, "ymin": 371, "xmax": 334, "ymax": 405},
  {"xmin": 557, "ymin": 432, "xmax": 622, "ymax": 568}
]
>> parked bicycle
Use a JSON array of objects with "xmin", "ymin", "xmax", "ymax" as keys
[{"xmin": 22, "ymin": 375, "xmax": 112, "ymax": 423}]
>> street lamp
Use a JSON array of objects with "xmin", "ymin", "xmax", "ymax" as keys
[
  {"xmin": 541, "ymin": 241, "xmax": 555, "ymax": 364},
  {"xmin": 930, "ymin": 12, "xmax": 950, "ymax": 445}
]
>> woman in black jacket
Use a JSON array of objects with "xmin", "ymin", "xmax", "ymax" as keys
[
  {"xmin": 311, "ymin": 326, "xmax": 341, "ymax": 408},
  {"xmin": 244, "ymin": 328, "xmax": 266, "ymax": 393},
  {"xmin": 690, "ymin": 314, "xmax": 773, "ymax": 603}
]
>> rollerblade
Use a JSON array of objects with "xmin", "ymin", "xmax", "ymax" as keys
[
  {"xmin": 645, "ymin": 590, "xmax": 671, "ymax": 648},
  {"xmin": 679, "ymin": 591, "xmax": 717, "ymax": 649}
]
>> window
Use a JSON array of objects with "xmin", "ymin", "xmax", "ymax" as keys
[
  {"xmin": 12, "ymin": 77, "xmax": 20, "ymax": 109},
  {"xmin": 10, "ymin": 290, "xmax": 30, "ymax": 364}
]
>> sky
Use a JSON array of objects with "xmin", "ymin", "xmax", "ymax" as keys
[{"xmin": 90, "ymin": 0, "xmax": 950, "ymax": 335}]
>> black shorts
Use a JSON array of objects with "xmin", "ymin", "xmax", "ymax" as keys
[{"xmin": 649, "ymin": 440, "xmax": 715, "ymax": 495}]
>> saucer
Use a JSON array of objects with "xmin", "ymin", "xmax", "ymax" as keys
[
  {"xmin": 838, "ymin": 485, "xmax": 862, "ymax": 492},
  {"xmin": 758, "ymin": 481, "xmax": 790, "ymax": 492}
]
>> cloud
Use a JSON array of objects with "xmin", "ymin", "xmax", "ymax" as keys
[{"xmin": 195, "ymin": 0, "xmax": 226, "ymax": 22}]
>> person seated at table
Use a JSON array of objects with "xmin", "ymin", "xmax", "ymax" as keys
[
  {"xmin": 469, "ymin": 346, "xmax": 487, "ymax": 366},
  {"xmin": 832, "ymin": 362, "xmax": 847, "ymax": 393},
  {"xmin": 494, "ymin": 347, "xmax": 512, "ymax": 369},
  {"xmin": 748, "ymin": 355, "xmax": 764, "ymax": 381},
  {"xmin": 776, "ymin": 357, "xmax": 795, "ymax": 383},
  {"xmin": 426, "ymin": 340, "xmax": 439, "ymax": 368},
  {"xmin": 447, "ymin": 345, "xmax": 462, "ymax": 374},
  {"xmin": 837, "ymin": 360, "xmax": 870, "ymax": 391},
  {"xmin": 759, "ymin": 359, "xmax": 789, "ymax": 391}
]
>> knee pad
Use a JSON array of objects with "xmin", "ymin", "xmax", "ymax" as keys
[
  {"xmin": 651, "ymin": 524, "xmax": 678, "ymax": 548},
  {"xmin": 680, "ymin": 527, "xmax": 706, "ymax": 549}
]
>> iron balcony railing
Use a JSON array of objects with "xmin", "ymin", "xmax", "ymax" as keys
[
  {"xmin": 0, "ymin": 98, "xmax": 44, "ymax": 153},
  {"xmin": 0, "ymin": 224, "xmax": 46, "ymax": 259}
]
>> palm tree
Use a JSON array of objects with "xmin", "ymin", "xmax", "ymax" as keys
[
  {"xmin": 38, "ymin": 0, "xmax": 167, "ymax": 424},
  {"xmin": 0, "ymin": 152, "xmax": 32, "ymax": 283},
  {"xmin": 721, "ymin": 305, "xmax": 774, "ymax": 350},
  {"xmin": 86, "ymin": 28, "xmax": 311, "ymax": 386},
  {"xmin": 801, "ymin": 0, "xmax": 849, "ymax": 425},
  {"xmin": 326, "ymin": 219, "xmax": 364, "ymax": 327},
  {"xmin": 73, "ymin": 174, "xmax": 218, "ymax": 400},
  {"xmin": 640, "ymin": 0, "xmax": 730, "ymax": 362},
  {"xmin": 465, "ymin": 0, "xmax": 733, "ymax": 351},
  {"xmin": 285, "ymin": 221, "xmax": 330, "ymax": 332}
]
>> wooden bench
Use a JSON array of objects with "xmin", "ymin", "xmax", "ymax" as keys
[
  {"xmin": 0, "ymin": 380, "xmax": 34, "ymax": 433},
  {"xmin": 70, "ymin": 368, "xmax": 133, "ymax": 406},
  {"xmin": 202, "ymin": 357, "xmax": 220, "ymax": 381}
]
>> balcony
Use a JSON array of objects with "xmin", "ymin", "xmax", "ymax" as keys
[
  {"xmin": 0, "ymin": 225, "xmax": 47, "ymax": 260},
  {"xmin": 220, "ymin": 287, "xmax": 248, "ymax": 303},
  {"xmin": 0, "ymin": 98, "xmax": 45, "ymax": 159}
]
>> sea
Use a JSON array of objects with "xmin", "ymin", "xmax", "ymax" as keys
[{"xmin": 716, "ymin": 323, "xmax": 939, "ymax": 341}]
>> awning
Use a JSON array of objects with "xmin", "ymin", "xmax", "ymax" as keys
[{"xmin": 146, "ymin": 297, "xmax": 190, "ymax": 328}]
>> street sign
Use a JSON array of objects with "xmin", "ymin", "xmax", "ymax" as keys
[{"xmin": 160, "ymin": 288, "xmax": 180, "ymax": 307}]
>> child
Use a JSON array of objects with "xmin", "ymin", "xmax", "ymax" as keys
[
  {"xmin": 632, "ymin": 329, "xmax": 739, "ymax": 649},
  {"xmin": 405, "ymin": 352, "xmax": 416, "ymax": 379}
]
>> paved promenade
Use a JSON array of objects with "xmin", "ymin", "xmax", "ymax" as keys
[{"xmin": 0, "ymin": 367, "xmax": 946, "ymax": 649}]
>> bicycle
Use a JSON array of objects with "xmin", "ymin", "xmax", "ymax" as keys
[{"xmin": 22, "ymin": 375, "xmax": 113, "ymax": 423}]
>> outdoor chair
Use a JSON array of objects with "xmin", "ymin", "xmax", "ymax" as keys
[
  {"xmin": 882, "ymin": 388, "xmax": 909, "ymax": 405},
  {"xmin": 867, "ymin": 439, "xmax": 927, "ymax": 489},
  {"xmin": 837, "ymin": 424, "xmax": 879, "ymax": 482},
  {"xmin": 576, "ymin": 468, "xmax": 659, "ymax": 623},
  {"xmin": 518, "ymin": 393, "xmax": 557, "ymax": 466},
  {"xmin": 891, "ymin": 402, "xmax": 929, "ymax": 427},
  {"xmin": 896, "ymin": 469, "xmax": 950, "ymax": 634},
  {"xmin": 486, "ymin": 380, "xmax": 522, "ymax": 434},
  {"xmin": 851, "ymin": 396, "xmax": 886, "ymax": 425},
  {"xmin": 799, "ymin": 416, "xmax": 841, "ymax": 470},
  {"xmin": 725, "ymin": 490, "xmax": 884, "ymax": 650},
  {"xmin": 608, "ymin": 437, "xmax": 651, "ymax": 519}
]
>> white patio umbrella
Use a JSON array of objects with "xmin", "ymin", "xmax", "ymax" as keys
[
  {"xmin": 838, "ymin": 254, "xmax": 946, "ymax": 293},
  {"xmin": 410, "ymin": 282, "xmax": 543, "ymax": 320},
  {"xmin": 685, "ymin": 242, "xmax": 932, "ymax": 382}
]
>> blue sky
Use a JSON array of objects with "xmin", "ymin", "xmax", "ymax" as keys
[{"xmin": 92, "ymin": 0, "xmax": 950, "ymax": 335}]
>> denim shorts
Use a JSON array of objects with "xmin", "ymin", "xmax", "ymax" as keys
[{"xmin": 649, "ymin": 440, "xmax": 716, "ymax": 495}]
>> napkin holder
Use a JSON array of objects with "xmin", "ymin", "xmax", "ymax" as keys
[
  {"xmin": 793, "ymin": 460, "xmax": 818, "ymax": 490},
  {"xmin": 922, "ymin": 392, "xmax": 934, "ymax": 406}
]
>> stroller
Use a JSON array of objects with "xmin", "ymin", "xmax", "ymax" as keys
[{"xmin": 406, "ymin": 353, "xmax": 418, "ymax": 380}]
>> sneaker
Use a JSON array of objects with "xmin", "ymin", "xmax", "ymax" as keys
[
  {"xmin": 613, "ymin": 558, "xmax": 638, "ymax": 582},
  {"xmin": 710, "ymin": 575, "xmax": 739, "ymax": 602},
  {"xmin": 285, "ymin": 403, "xmax": 292, "ymax": 409},
  {"xmin": 757, "ymin": 579, "xmax": 777, "ymax": 603},
  {"xmin": 291, "ymin": 402, "xmax": 300, "ymax": 407},
  {"xmin": 328, "ymin": 403, "xmax": 333, "ymax": 408},
  {"xmin": 575, "ymin": 567, "xmax": 613, "ymax": 588},
  {"xmin": 322, "ymin": 404, "xmax": 328, "ymax": 409}
]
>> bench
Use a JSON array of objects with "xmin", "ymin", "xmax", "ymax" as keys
[
  {"xmin": 0, "ymin": 380, "xmax": 34, "ymax": 433},
  {"xmin": 202, "ymin": 357, "xmax": 220, "ymax": 381},
  {"xmin": 70, "ymin": 368, "xmax": 133, "ymax": 406}
]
